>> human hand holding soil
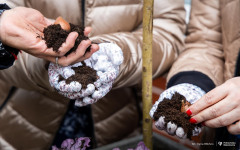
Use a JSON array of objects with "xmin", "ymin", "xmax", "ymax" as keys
[
  {"xmin": 0, "ymin": 7, "xmax": 98, "ymax": 66},
  {"xmin": 187, "ymin": 77, "xmax": 240, "ymax": 135},
  {"xmin": 48, "ymin": 43, "xmax": 123, "ymax": 107},
  {"xmin": 150, "ymin": 83, "xmax": 206, "ymax": 139}
]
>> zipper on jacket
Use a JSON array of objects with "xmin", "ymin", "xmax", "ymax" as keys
[{"xmin": 81, "ymin": 0, "xmax": 85, "ymax": 26}]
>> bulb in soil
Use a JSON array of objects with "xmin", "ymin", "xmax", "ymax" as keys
[
  {"xmin": 54, "ymin": 16, "xmax": 71, "ymax": 32},
  {"xmin": 181, "ymin": 99, "xmax": 191, "ymax": 113}
]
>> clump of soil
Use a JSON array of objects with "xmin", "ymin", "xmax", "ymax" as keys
[
  {"xmin": 59, "ymin": 62, "xmax": 98, "ymax": 89},
  {"xmin": 43, "ymin": 23, "xmax": 90, "ymax": 56},
  {"xmin": 153, "ymin": 92, "xmax": 201, "ymax": 139},
  {"xmin": 43, "ymin": 22, "xmax": 97, "ymax": 88}
]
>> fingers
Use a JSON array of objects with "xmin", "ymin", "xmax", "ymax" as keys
[
  {"xmin": 62, "ymin": 40, "xmax": 92, "ymax": 65},
  {"xmin": 59, "ymin": 84, "xmax": 95, "ymax": 99},
  {"xmin": 58, "ymin": 32, "xmax": 79, "ymax": 56},
  {"xmin": 203, "ymin": 109, "xmax": 240, "ymax": 128},
  {"xmin": 40, "ymin": 32, "xmax": 78, "ymax": 57},
  {"xmin": 42, "ymin": 26, "xmax": 93, "ymax": 58},
  {"xmin": 176, "ymin": 127, "xmax": 187, "ymax": 139},
  {"xmin": 41, "ymin": 40, "xmax": 98, "ymax": 66},
  {"xmin": 75, "ymin": 97, "xmax": 96, "ymax": 107},
  {"xmin": 187, "ymin": 85, "xmax": 227, "ymax": 117},
  {"xmin": 92, "ymin": 82, "xmax": 112, "ymax": 99},
  {"xmin": 189, "ymin": 94, "xmax": 236, "ymax": 124},
  {"xmin": 227, "ymin": 121, "xmax": 240, "ymax": 135},
  {"xmin": 155, "ymin": 116, "xmax": 165, "ymax": 130},
  {"xmin": 67, "ymin": 43, "xmax": 99, "ymax": 65},
  {"xmin": 45, "ymin": 39, "xmax": 91, "ymax": 66},
  {"xmin": 97, "ymin": 69, "xmax": 118, "ymax": 84},
  {"xmin": 84, "ymin": 27, "xmax": 92, "ymax": 36},
  {"xmin": 155, "ymin": 117, "xmax": 188, "ymax": 139},
  {"xmin": 76, "ymin": 43, "xmax": 99, "ymax": 61},
  {"xmin": 167, "ymin": 122, "xmax": 177, "ymax": 135}
]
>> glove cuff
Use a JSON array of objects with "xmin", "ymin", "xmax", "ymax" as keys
[{"xmin": 167, "ymin": 71, "xmax": 215, "ymax": 93}]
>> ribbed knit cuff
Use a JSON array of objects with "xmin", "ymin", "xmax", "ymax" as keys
[{"xmin": 167, "ymin": 71, "xmax": 215, "ymax": 93}]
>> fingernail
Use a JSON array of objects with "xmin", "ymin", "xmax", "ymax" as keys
[
  {"xmin": 201, "ymin": 122, "xmax": 205, "ymax": 126},
  {"xmin": 186, "ymin": 109, "xmax": 192, "ymax": 116},
  {"xmin": 189, "ymin": 118, "xmax": 197, "ymax": 124}
]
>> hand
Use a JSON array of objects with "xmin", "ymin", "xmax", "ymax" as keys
[
  {"xmin": 150, "ymin": 83, "xmax": 205, "ymax": 138},
  {"xmin": 0, "ymin": 7, "xmax": 99, "ymax": 66},
  {"xmin": 48, "ymin": 43, "xmax": 124, "ymax": 106},
  {"xmin": 187, "ymin": 77, "xmax": 240, "ymax": 135}
]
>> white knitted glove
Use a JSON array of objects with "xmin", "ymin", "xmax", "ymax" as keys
[
  {"xmin": 48, "ymin": 43, "xmax": 123, "ymax": 106},
  {"xmin": 150, "ymin": 83, "xmax": 206, "ymax": 139}
]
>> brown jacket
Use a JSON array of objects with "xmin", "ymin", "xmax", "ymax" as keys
[
  {"xmin": 0, "ymin": 0, "xmax": 186, "ymax": 149},
  {"xmin": 168, "ymin": 0, "xmax": 240, "ymax": 86}
]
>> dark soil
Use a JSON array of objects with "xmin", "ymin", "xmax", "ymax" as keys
[
  {"xmin": 153, "ymin": 92, "xmax": 201, "ymax": 139},
  {"xmin": 43, "ymin": 23, "xmax": 91, "ymax": 56},
  {"xmin": 44, "ymin": 23, "xmax": 97, "ymax": 89},
  {"xmin": 59, "ymin": 62, "xmax": 98, "ymax": 89}
]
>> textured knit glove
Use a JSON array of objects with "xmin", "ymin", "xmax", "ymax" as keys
[
  {"xmin": 48, "ymin": 43, "xmax": 123, "ymax": 106},
  {"xmin": 150, "ymin": 83, "xmax": 206, "ymax": 139}
]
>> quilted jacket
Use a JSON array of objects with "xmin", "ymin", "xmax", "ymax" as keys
[
  {"xmin": 0, "ymin": 0, "xmax": 186, "ymax": 149},
  {"xmin": 168, "ymin": 0, "xmax": 240, "ymax": 87}
]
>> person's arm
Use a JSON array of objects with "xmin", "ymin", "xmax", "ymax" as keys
[
  {"xmin": 90, "ymin": 0, "xmax": 186, "ymax": 89},
  {"xmin": 167, "ymin": 0, "xmax": 223, "ymax": 91},
  {"xmin": 0, "ymin": 7, "xmax": 98, "ymax": 66},
  {"xmin": 150, "ymin": 0, "xmax": 223, "ymax": 138},
  {"xmin": 0, "ymin": 6, "xmax": 98, "ymax": 96},
  {"xmin": 0, "ymin": 0, "xmax": 25, "ymax": 8}
]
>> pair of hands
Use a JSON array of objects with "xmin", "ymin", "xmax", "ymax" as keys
[
  {"xmin": 151, "ymin": 77, "xmax": 240, "ymax": 138},
  {"xmin": 48, "ymin": 43, "xmax": 124, "ymax": 106},
  {"xmin": 0, "ymin": 7, "xmax": 99, "ymax": 66},
  {"xmin": 1, "ymin": 7, "xmax": 124, "ymax": 107}
]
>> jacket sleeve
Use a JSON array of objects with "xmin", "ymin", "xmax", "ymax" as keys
[
  {"xmin": 0, "ymin": 3, "xmax": 19, "ymax": 70},
  {"xmin": 0, "ymin": 0, "xmax": 186, "ymax": 95},
  {"xmin": 167, "ymin": 0, "xmax": 224, "ymax": 88},
  {"xmin": 90, "ymin": 0, "xmax": 186, "ymax": 89},
  {"xmin": 0, "ymin": 0, "xmax": 25, "ymax": 8}
]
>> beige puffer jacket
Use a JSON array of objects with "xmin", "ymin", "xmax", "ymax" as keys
[
  {"xmin": 168, "ymin": 0, "xmax": 240, "ymax": 86},
  {"xmin": 0, "ymin": 0, "xmax": 186, "ymax": 149}
]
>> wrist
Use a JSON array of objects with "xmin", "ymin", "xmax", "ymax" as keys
[{"xmin": 0, "ymin": 4, "xmax": 11, "ymax": 42}]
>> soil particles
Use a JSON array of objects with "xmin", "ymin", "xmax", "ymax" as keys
[
  {"xmin": 153, "ymin": 92, "xmax": 201, "ymax": 139},
  {"xmin": 43, "ymin": 23, "xmax": 90, "ymax": 56}
]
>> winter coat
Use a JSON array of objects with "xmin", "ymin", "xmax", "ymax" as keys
[
  {"xmin": 0, "ymin": 0, "xmax": 186, "ymax": 149},
  {"xmin": 167, "ymin": 0, "xmax": 240, "ymax": 87},
  {"xmin": 165, "ymin": 1, "xmax": 240, "ymax": 148}
]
